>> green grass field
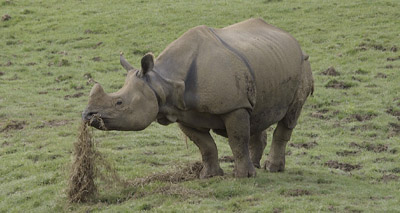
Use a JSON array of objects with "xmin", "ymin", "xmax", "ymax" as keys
[{"xmin": 1, "ymin": 0, "xmax": 399, "ymax": 212}]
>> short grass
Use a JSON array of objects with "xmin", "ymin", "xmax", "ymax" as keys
[{"xmin": 1, "ymin": 0, "xmax": 399, "ymax": 212}]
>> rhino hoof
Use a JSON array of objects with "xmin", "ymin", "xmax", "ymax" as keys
[
  {"xmin": 263, "ymin": 160, "xmax": 285, "ymax": 172},
  {"xmin": 199, "ymin": 167, "xmax": 224, "ymax": 179}
]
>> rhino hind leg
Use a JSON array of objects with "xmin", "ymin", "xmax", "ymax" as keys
[
  {"xmin": 249, "ymin": 130, "xmax": 267, "ymax": 168},
  {"xmin": 263, "ymin": 121, "xmax": 293, "ymax": 172},
  {"xmin": 222, "ymin": 109, "xmax": 256, "ymax": 178},
  {"xmin": 178, "ymin": 124, "xmax": 224, "ymax": 179}
]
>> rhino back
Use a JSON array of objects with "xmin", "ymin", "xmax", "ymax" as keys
[
  {"xmin": 155, "ymin": 19, "xmax": 304, "ymax": 119},
  {"xmin": 214, "ymin": 18, "xmax": 305, "ymax": 128}
]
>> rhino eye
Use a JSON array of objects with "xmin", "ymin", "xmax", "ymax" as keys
[{"xmin": 116, "ymin": 100, "xmax": 123, "ymax": 105}]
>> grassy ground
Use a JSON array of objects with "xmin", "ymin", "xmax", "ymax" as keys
[{"xmin": 1, "ymin": 0, "xmax": 399, "ymax": 212}]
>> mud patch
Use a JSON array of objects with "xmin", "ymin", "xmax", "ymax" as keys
[
  {"xmin": 357, "ymin": 43, "xmax": 397, "ymax": 52},
  {"xmin": 386, "ymin": 108, "xmax": 400, "ymax": 117},
  {"xmin": 281, "ymin": 189, "xmax": 311, "ymax": 197},
  {"xmin": 289, "ymin": 141, "xmax": 318, "ymax": 149},
  {"xmin": 92, "ymin": 56, "xmax": 102, "ymax": 62},
  {"xmin": 0, "ymin": 120, "xmax": 27, "ymax": 132},
  {"xmin": 375, "ymin": 73, "xmax": 387, "ymax": 78},
  {"xmin": 373, "ymin": 157, "xmax": 394, "ymax": 163},
  {"xmin": 387, "ymin": 56, "xmax": 400, "ymax": 61},
  {"xmin": 321, "ymin": 66, "xmax": 340, "ymax": 76},
  {"xmin": 388, "ymin": 122, "xmax": 400, "ymax": 136},
  {"xmin": 349, "ymin": 142, "xmax": 388, "ymax": 153},
  {"xmin": 0, "ymin": 71, "xmax": 4, "ymax": 76},
  {"xmin": 93, "ymin": 42, "xmax": 103, "ymax": 49},
  {"xmin": 324, "ymin": 160, "xmax": 361, "ymax": 172},
  {"xmin": 381, "ymin": 174, "xmax": 399, "ymax": 182},
  {"xmin": 350, "ymin": 113, "xmax": 376, "ymax": 122},
  {"xmin": 64, "ymin": 92, "xmax": 84, "ymax": 100},
  {"xmin": 36, "ymin": 120, "xmax": 70, "ymax": 128},
  {"xmin": 336, "ymin": 150, "xmax": 359, "ymax": 156},
  {"xmin": 1, "ymin": 14, "xmax": 11, "ymax": 21},
  {"xmin": 325, "ymin": 80, "xmax": 354, "ymax": 89}
]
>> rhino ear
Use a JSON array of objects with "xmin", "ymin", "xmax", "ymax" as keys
[{"xmin": 139, "ymin": 53, "xmax": 154, "ymax": 77}]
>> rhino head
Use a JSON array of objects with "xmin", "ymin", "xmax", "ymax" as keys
[{"xmin": 82, "ymin": 53, "xmax": 159, "ymax": 131}]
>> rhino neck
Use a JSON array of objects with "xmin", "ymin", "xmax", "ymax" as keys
[{"xmin": 145, "ymin": 70, "xmax": 186, "ymax": 125}]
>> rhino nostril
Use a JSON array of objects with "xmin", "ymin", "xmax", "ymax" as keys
[
  {"xmin": 88, "ymin": 112, "xmax": 98, "ymax": 117},
  {"xmin": 82, "ymin": 111, "xmax": 98, "ymax": 120}
]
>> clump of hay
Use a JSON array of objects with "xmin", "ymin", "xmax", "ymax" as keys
[
  {"xmin": 67, "ymin": 116, "xmax": 205, "ymax": 203},
  {"xmin": 129, "ymin": 162, "xmax": 203, "ymax": 187},
  {"xmin": 68, "ymin": 121, "xmax": 97, "ymax": 202}
]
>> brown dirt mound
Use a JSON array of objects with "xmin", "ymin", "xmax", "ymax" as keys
[
  {"xmin": 0, "ymin": 120, "xmax": 26, "ymax": 132},
  {"xmin": 281, "ymin": 189, "xmax": 311, "ymax": 197},
  {"xmin": 1, "ymin": 14, "xmax": 11, "ymax": 21},
  {"xmin": 381, "ymin": 174, "xmax": 399, "ymax": 182},
  {"xmin": 350, "ymin": 142, "xmax": 388, "ymax": 153},
  {"xmin": 324, "ymin": 160, "xmax": 361, "ymax": 172},
  {"xmin": 322, "ymin": 66, "xmax": 340, "ymax": 76},
  {"xmin": 289, "ymin": 141, "xmax": 318, "ymax": 149}
]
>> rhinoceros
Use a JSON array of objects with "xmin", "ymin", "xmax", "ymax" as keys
[{"xmin": 82, "ymin": 18, "xmax": 314, "ymax": 178}]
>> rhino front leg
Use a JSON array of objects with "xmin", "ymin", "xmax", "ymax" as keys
[
  {"xmin": 263, "ymin": 121, "xmax": 293, "ymax": 172},
  {"xmin": 249, "ymin": 130, "xmax": 267, "ymax": 168},
  {"xmin": 178, "ymin": 124, "xmax": 224, "ymax": 179},
  {"xmin": 222, "ymin": 109, "xmax": 256, "ymax": 178}
]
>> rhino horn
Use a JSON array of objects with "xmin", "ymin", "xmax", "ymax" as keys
[
  {"xmin": 89, "ymin": 83, "xmax": 106, "ymax": 97},
  {"xmin": 120, "ymin": 52, "xmax": 134, "ymax": 72}
]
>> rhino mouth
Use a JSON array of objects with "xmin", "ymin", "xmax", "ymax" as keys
[{"xmin": 86, "ymin": 113, "xmax": 108, "ymax": 130}]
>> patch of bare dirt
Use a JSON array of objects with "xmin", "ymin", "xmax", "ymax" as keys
[
  {"xmin": 387, "ymin": 56, "xmax": 400, "ymax": 61},
  {"xmin": 219, "ymin": 155, "xmax": 235, "ymax": 163},
  {"xmin": 375, "ymin": 72, "xmax": 387, "ymax": 78},
  {"xmin": 322, "ymin": 66, "xmax": 340, "ymax": 76},
  {"xmin": 2, "ymin": 141, "xmax": 11, "ymax": 147},
  {"xmin": 57, "ymin": 59, "xmax": 70, "ymax": 67},
  {"xmin": 350, "ymin": 113, "xmax": 376, "ymax": 122},
  {"xmin": 324, "ymin": 160, "xmax": 361, "ymax": 172},
  {"xmin": 386, "ymin": 108, "xmax": 400, "ymax": 117},
  {"xmin": 36, "ymin": 120, "xmax": 70, "ymax": 128},
  {"xmin": 281, "ymin": 189, "xmax": 311, "ymax": 197},
  {"xmin": 1, "ymin": 14, "xmax": 11, "ymax": 21},
  {"xmin": 336, "ymin": 150, "xmax": 359, "ymax": 156},
  {"xmin": 325, "ymin": 80, "xmax": 353, "ymax": 89},
  {"xmin": 357, "ymin": 43, "xmax": 397, "ymax": 52},
  {"xmin": 64, "ymin": 92, "xmax": 84, "ymax": 100},
  {"xmin": 381, "ymin": 174, "xmax": 399, "ymax": 182},
  {"xmin": 93, "ymin": 42, "xmax": 103, "ymax": 49},
  {"xmin": 349, "ymin": 142, "xmax": 388, "ymax": 153},
  {"xmin": 373, "ymin": 157, "xmax": 394, "ymax": 163},
  {"xmin": 389, "ymin": 122, "xmax": 400, "ymax": 136},
  {"xmin": 0, "ymin": 121, "xmax": 27, "ymax": 132},
  {"xmin": 289, "ymin": 141, "xmax": 318, "ymax": 149},
  {"xmin": 92, "ymin": 56, "xmax": 102, "ymax": 62}
]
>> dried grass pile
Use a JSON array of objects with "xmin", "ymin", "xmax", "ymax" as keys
[
  {"xmin": 67, "ymin": 119, "xmax": 204, "ymax": 203},
  {"xmin": 68, "ymin": 122, "xmax": 97, "ymax": 202},
  {"xmin": 129, "ymin": 162, "xmax": 203, "ymax": 187}
]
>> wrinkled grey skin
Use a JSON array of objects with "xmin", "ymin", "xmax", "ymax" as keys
[{"xmin": 82, "ymin": 18, "xmax": 314, "ymax": 178}]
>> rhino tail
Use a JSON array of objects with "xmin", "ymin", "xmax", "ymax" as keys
[{"xmin": 302, "ymin": 51, "xmax": 309, "ymax": 61}]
